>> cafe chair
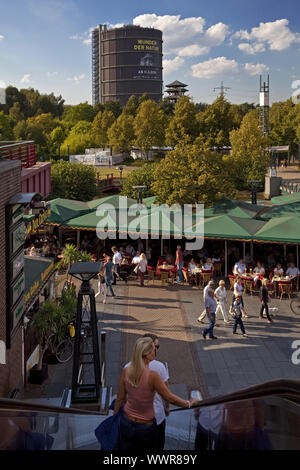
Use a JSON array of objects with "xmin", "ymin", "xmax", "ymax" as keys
[
  {"xmin": 266, "ymin": 282, "xmax": 276, "ymax": 297},
  {"xmin": 243, "ymin": 279, "xmax": 254, "ymax": 296},
  {"xmin": 146, "ymin": 266, "xmax": 159, "ymax": 285},
  {"xmin": 213, "ymin": 262, "xmax": 222, "ymax": 278},
  {"xmin": 201, "ymin": 272, "xmax": 212, "ymax": 288},
  {"xmin": 160, "ymin": 271, "xmax": 169, "ymax": 286},
  {"xmin": 278, "ymin": 282, "xmax": 292, "ymax": 300},
  {"xmin": 228, "ymin": 275, "xmax": 236, "ymax": 290}
]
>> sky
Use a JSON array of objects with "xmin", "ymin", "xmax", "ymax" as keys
[{"xmin": 0, "ymin": 0, "xmax": 300, "ymax": 105}]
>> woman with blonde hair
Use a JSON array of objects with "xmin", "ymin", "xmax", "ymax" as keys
[
  {"xmin": 114, "ymin": 337, "xmax": 197, "ymax": 451},
  {"xmin": 137, "ymin": 252, "xmax": 147, "ymax": 287}
]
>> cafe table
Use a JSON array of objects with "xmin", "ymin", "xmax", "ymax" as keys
[{"xmin": 271, "ymin": 275, "xmax": 295, "ymax": 297}]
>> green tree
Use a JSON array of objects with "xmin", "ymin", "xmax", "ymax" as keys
[
  {"xmin": 0, "ymin": 111, "xmax": 14, "ymax": 140},
  {"xmin": 49, "ymin": 161, "xmax": 97, "ymax": 201},
  {"xmin": 159, "ymin": 98, "xmax": 174, "ymax": 116},
  {"xmin": 123, "ymin": 95, "xmax": 139, "ymax": 116},
  {"xmin": 134, "ymin": 100, "xmax": 167, "ymax": 158},
  {"xmin": 165, "ymin": 96, "xmax": 199, "ymax": 146},
  {"xmin": 107, "ymin": 113, "xmax": 135, "ymax": 154},
  {"xmin": 64, "ymin": 102, "xmax": 96, "ymax": 126},
  {"xmin": 50, "ymin": 126, "xmax": 66, "ymax": 154},
  {"xmin": 61, "ymin": 121, "xmax": 96, "ymax": 155},
  {"xmin": 121, "ymin": 163, "xmax": 157, "ymax": 199},
  {"xmin": 151, "ymin": 144, "xmax": 236, "ymax": 205},
  {"xmin": 230, "ymin": 110, "xmax": 270, "ymax": 189},
  {"xmin": 269, "ymin": 99, "xmax": 299, "ymax": 156},
  {"xmin": 92, "ymin": 110, "xmax": 115, "ymax": 147},
  {"xmin": 103, "ymin": 100, "xmax": 122, "ymax": 119},
  {"xmin": 9, "ymin": 102, "xmax": 25, "ymax": 124}
]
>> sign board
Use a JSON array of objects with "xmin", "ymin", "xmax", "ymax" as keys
[
  {"xmin": 25, "ymin": 206, "xmax": 51, "ymax": 237},
  {"xmin": 11, "ymin": 251, "xmax": 24, "ymax": 283},
  {"xmin": 11, "ymin": 222, "xmax": 25, "ymax": 256},
  {"xmin": 11, "ymin": 204, "xmax": 25, "ymax": 226},
  {"xmin": 26, "ymin": 345, "xmax": 40, "ymax": 374},
  {"xmin": 12, "ymin": 296, "xmax": 25, "ymax": 331},
  {"xmin": 11, "ymin": 272, "xmax": 25, "ymax": 307}
]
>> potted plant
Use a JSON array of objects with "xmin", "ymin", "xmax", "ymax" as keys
[{"xmin": 29, "ymin": 301, "xmax": 59, "ymax": 384}]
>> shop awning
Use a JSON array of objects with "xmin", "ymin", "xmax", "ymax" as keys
[
  {"xmin": 253, "ymin": 216, "xmax": 300, "ymax": 244},
  {"xmin": 24, "ymin": 256, "xmax": 56, "ymax": 307},
  {"xmin": 45, "ymin": 198, "xmax": 90, "ymax": 225},
  {"xmin": 204, "ymin": 198, "xmax": 266, "ymax": 219},
  {"xmin": 258, "ymin": 201, "xmax": 300, "ymax": 219}
]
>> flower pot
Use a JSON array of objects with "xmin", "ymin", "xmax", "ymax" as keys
[
  {"xmin": 45, "ymin": 352, "xmax": 59, "ymax": 365},
  {"xmin": 29, "ymin": 364, "xmax": 48, "ymax": 384}
]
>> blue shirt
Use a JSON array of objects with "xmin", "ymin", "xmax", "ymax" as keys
[
  {"xmin": 104, "ymin": 261, "xmax": 113, "ymax": 280},
  {"xmin": 205, "ymin": 295, "xmax": 216, "ymax": 314}
]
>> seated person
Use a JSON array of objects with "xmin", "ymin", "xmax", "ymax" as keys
[
  {"xmin": 203, "ymin": 258, "xmax": 214, "ymax": 272},
  {"xmin": 188, "ymin": 258, "xmax": 197, "ymax": 272},
  {"xmin": 29, "ymin": 244, "xmax": 37, "ymax": 256},
  {"xmin": 253, "ymin": 261, "xmax": 265, "ymax": 284},
  {"xmin": 128, "ymin": 251, "xmax": 141, "ymax": 274},
  {"xmin": 273, "ymin": 263, "xmax": 284, "ymax": 277},
  {"xmin": 286, "ymin": 262, "xmax": 300, "ymax": 277},
  {"xmin": 41, "ymin": 241, "xmax": 50, "ymax": 257},
  {"xmin": 244, "ymin": 252, "xmax": 253, "ymax": 265},
  {"xmin": 233, "ymin": 258, "xmax": 246, "ymax": 276},
  {"xmin": 125, "ymin": 243, "xmax": 136, "ymax": 257},
  {"xmin": 212, "ymin": 253, "xmax": 221, "ymax": 264},
  {"xmin": 81, "ymin": 235, "xmax": 90, "ymax": 250}
]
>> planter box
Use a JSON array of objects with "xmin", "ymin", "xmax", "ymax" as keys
[
  {"xmin": 29, "ymin": 364, "xmax": 48, "ymax": 384},
  {"xmin": 45, "ymin": 353, "xmax": 59, "ymax": 365}
]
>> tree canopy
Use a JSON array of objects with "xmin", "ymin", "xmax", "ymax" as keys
[{"xmin": 49, "ymin": 161, "xmax": 97, "ymax": 201}]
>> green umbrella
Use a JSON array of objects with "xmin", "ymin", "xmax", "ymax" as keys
[
  {"xmin": 46, "ymin": 198, "xmax": 90, "ymax": 225},
  {"xmin": 254, "ymin": 216, "xmax": 300, "ymax": 243},
  {"xmin": 204, "ymin": 198, "xmax": 265, "ymax": 219}
]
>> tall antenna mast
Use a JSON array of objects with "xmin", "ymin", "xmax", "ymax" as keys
[
  {"xmin": 213, "ymin": 80, "xmax": 231, "ymax": 98},
  {"xmin": 259, "ymin": 74, "xmax": 270, "ymax": 135}
]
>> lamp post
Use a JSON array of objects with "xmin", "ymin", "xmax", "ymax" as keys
[
  {"xmin": 69, "ymin": 262, "xmax": 102, "ymax": 406},
  {"xmin": 116, "ymin": 166, "xmax": 123, "ymax": 183},
  {"xmin": 133, "ymin": 185, "xmax": 146, "ymax": 205},
  {"xmin": 247, "ymin": 180, "xmax": 260, "ymax": 205}
]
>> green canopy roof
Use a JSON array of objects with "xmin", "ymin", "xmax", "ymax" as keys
[
  {"xmin": 87, "ymin": 194, "xmax": 137, "ymax": 210},
  {"xmin": 271, "ymin": 193, "xmax": 300, "ymax": 205},
  {"xmin": 185, "ymin": 214, "xmax": 258, "ymax": 240},
  {"xmin": 204, "ymin": 198, "xmax": 265, "ymax": 219},
  {"xmin": 63, "ymin": 209, "xmax": 117, "ymax": 231},
  {"xmin": 259, "ymin": 200, "xmax": 300, "ymax": 219},
  {"xmin": 254, "ymin": 216, "xmax": 300, "ymax": 243},
  {"xmin": 46, "ymin": 198, "xmax": 90, "ymax": 224},
  {"xmin": 143, "ymin": 196, "xmax": 157, "ymax": 206}
]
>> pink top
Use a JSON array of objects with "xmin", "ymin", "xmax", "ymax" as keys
[
  {"xmin": 124, "ymin": 366, "xmax": 155, "ymax": 420},
  {"xmin": 176, "ymin": 250, "xmax": 183, "ymax": 263}
]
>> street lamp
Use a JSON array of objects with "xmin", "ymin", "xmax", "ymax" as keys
[
  {"xmin": 133, "ymin": 185, "xmax": 146, "ymax": 205},
  {"xmin": 69, "ymin": 262, "xmax": 102, "ymax": 406},
  {"xmin": 116, "ymin": 166, "xmax": 123, "ymax": 181},
  {"xmin": 247, "ymin": 180, "xmax": 260, "ymax": 205}
]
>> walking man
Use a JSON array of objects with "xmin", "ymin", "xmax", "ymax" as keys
[
  {"xmin": 231, "ymin": 295, "xmax": 248, "ymax": 337},
  {"xmin": 202, "ymin": 290, "xmax": 217, "ymax": 340},
  {"xmin": 198, "ymin": 280, "xmax": 215, "ymax": 323},
  {"xmin": 215, "ymin": 280, "xmax": 229, "ymax": 323},
  {"xmin": 112, "ymin": 246, "xmax": 126, "ymax": 285},
  {"xmin": 104, "ymin": 255, "xmax": 115, "ymax": 298},
  {"xmin": 259, "ymin": 279, "xmax": 273, "ymax": 323},
  {"xmin": 175, "ymin": 245, "xmax": 184, "ymax": 283}
]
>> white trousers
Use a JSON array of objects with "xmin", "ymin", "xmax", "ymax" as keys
[
  {"xmin": 95, "ymin": 281, "xmax": 107, "ymax": 302},
  {"xmin": 215, "ymin": 301, "xmax": 228, "ymax": 322}
]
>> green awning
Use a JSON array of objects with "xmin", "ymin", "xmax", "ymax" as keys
[
  {"xmin": 63, "ymin": 209, "xmax": 117, "ymax": 231},
  {"xmin": 185, "ymin": 214, "xmax": 260, "ymax": 240},
  {"xmin": 87, "ymin": 194, "xmax": 137, "ymax": 210},
  {"xmin": 204, "ymin": 198, "xmax": 265, "ymax": 219},
  {"xmin": 24, "ymin": 256, "xmax": 55, "ymax": 307},
  {"xmin": 46, "ymin": 198, "xmax": 90, "ymax": 224},
  {"xmin": 271, "ymin": 193, "xmax": 300, "ymax": 205},
  {"xmin": 253, "ymin": 216, "xmax": 300, "ymax": 243},
  {"xmin": 258, "ymin": 201, "xmax": 300, "ymax": 219}
]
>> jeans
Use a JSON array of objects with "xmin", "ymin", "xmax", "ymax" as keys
[
  {"xmin": 233, "ymin": 316, "xmax": 246, "ymax": 334},
  {"xmin": 203, "ymin": 312, "xmax": 215, "ymax": 338},
  {"xmin": 155, "ymin": 420, "xmax": 166, "ymax": 451},
  {"xmin": 105, "ymin": 277, "xmax": 115, "ymax": 296},
  {"xmin": 260, "ymin": 301, "xmax": 271, "ymax": 321},
  {"xmin": 177, "ymin": 262, "xmax": 184, "ymax": 282},
  {"xmin": 118, "ymin": 413, "xmax": 157, "ymax": 451}
]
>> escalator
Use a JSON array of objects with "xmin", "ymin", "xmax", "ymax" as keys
[{"xmin": 0, "ymin": 379, "xmax": 299, "ymax": 450}]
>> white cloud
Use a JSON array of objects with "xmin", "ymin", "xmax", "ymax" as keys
[
  {"xmin": 233, "ymin": 19, "xmax": 300, "ymax": 53},
  {"xmin": 163, "ymin": 56, "xmax": 185, "ymax": 75},
  {"xmin": 133, "ymin": 14, "xmax": 228, "ymax": 57},
  {"xmin": 67, "ymin": 74, "xmax": 85, "ymax": 85},
  {"xmin": 178, "ymin": 44, "xmax": 209, "ymax": 57},
  {"xmin": 191, "ymin": 56, "xmax": 238, "ymax": 79},
  {"xmin": 20, "ymin": 74, "xmax": 31, "ymax": 84},
  {"xmin": 244, "ymin": 63, "xmax": 270, "ymax": 75},
  {"xmin": 46, "ymin": 72, "xmax": 58, "ymax": 78},
  {"xmin": 69, "ymin": 26, "xmax": 96, "ymax": 46},
  {"xmin": 0, "ymin": 35, "xmax": 4, "ymax": 41},
  {"xmin": 238, "ymin": 43, "xmax": 265, "ymax": 54}
]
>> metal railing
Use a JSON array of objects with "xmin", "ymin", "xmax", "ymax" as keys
[
  {"xmin": 0, "ymin": 141, "xmax": 36, "ymax": 168},
  {"xmin": 280, "ymin": 179, "xmax": 300, "ymax": 194}
]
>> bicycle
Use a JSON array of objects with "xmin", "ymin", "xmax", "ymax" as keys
[
  {"xmin": 290, "ymin": 296, "xmax": 300, "ymax": 315},
  {"xmin": 55, "ymin": 321, "xmax": 92, "ymax": 363}
]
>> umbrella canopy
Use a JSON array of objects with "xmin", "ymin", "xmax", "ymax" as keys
[
  {"xmin": 46, "ymin": 198, "xmax": 90, "ymax": 225},
  {"xmin": 254, "ymin": 216, "xmax": 300, "ymax": 243},
  {"xmin": 185, "ymin": 214, "xmax": 262, "ymax": 240},
  {"xmin": 87, "ymin": 194, "xmax": 137, "ymax": 210},
  {"xmin": 204, "ymin": 198, "xmax": 265, "ymax": 219},
  {"xmin": 63, "ymin": 209, "xmax": 117, "ymax": 232},
  {"xmin": 271, "ymin": 193, "xmax": 300, "ymax": 205}
]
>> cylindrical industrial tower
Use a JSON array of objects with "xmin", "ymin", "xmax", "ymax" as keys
[{"xmin": 92, "ymin": 24, "xmax": 163, "ymax": 106}]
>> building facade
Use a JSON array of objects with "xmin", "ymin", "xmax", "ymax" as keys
[{"xmin": 92, "ymin": 24, "xmax": 163, "ymax": 106}]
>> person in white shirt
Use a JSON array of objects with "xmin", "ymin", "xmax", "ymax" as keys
[
  {"xmin": 286, "ymin": 263, "xmax": 300, "ymax": 277},
  {"xmin": 232, "ymin": 276, "xmax": 248, "ymax": 318},
  {"xmin": 214, "ymin": 280, "xmax": 229, "ymax": 323},
  {"xmin": 131, "ymin": 251, "xmax": 140, "ymax": 268},
  {"xmin": 273, "ymin": 263, "xmax": 284, "ymax": 277},
  {"xmin": 197, "ymin": 280, "xmax": 215, "ymax": 323},
  {"xmin": 125, "ymin": 333, "xmax": 169, "ymax": 451},
  {"xmin": 203, "ymin": 258, "xmax": 214, "ymax": 272},
  {"xmin": 253, "ymin": 261, "xmax": 265, "ymax": 284},
  {"xmin": 111, "ymin": 246, "xmax": 126, "ymax": 284},
  {"xmin": 137, "ymin": 253, "xmax": 148, "ymax": 286},
  {"xmin": 233, "ymin": 259, "xmax": 246, "ymax": 276}
]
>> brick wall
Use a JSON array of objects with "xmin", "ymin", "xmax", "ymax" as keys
[{"xmin": 0, "ymin": 160, "xmax": 23, "ymax": 397}]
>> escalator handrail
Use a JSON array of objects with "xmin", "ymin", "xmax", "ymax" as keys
[{"xmin": 0, "ymin": 379, "xmax": 299, "ymax": 416}]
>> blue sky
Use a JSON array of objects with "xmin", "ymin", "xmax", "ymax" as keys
[{"xmin": 0, "ymin": 0, "xmax": 300, "ymax": 105}]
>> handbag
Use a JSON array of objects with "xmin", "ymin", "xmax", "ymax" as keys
[{"xmin": 94, "ymin": 400, "xmax": 122, "ymax": 450}]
